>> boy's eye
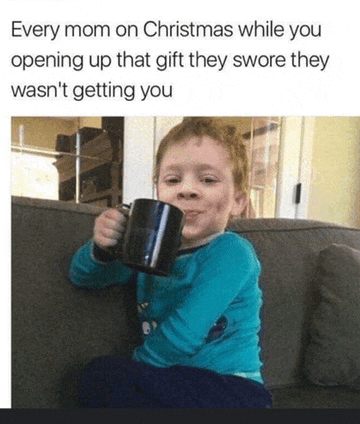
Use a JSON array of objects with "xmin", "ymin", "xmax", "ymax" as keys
[
  {"xmin": 165, "ymin": 176, "xmax": 180, "ymax": 184},
  {"xmin": 201, "ymin": 176, "xmax": 218, "ymax": 184}
]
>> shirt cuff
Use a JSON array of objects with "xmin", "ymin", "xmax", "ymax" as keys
[{"xmin": 91, "ymin": 240, "xmax": 117, "ymax": 264}]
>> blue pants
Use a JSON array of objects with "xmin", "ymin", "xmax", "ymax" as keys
[{"xmin": 77, "ymin": 356, "xmax": 272, "ymax": 408}]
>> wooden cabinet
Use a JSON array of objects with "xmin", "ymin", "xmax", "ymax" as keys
[{"xmin": 53, "ymin": 120, "xmax": 124, "ymax": 207}]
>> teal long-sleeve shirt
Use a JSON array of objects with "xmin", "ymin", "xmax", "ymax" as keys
[{"xmin": 69, "ymin": 231, "xmax": 264, "ymax": 382}]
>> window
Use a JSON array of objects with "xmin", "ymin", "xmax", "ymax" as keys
[
  {"xmin": 11, "ymin": 116, "xmax": 282, "ymax": 217},
  {"xmin": 11, "ymin": 117, "xmax": 124, "ymax": 207}
]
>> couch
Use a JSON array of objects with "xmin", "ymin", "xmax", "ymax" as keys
[{"xmin": 12, "ymin": 196, "xmax": 360, "ymax": 408}]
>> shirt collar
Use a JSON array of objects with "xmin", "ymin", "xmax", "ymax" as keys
[{"xmin": 178, "ymin": 232, "xmax": 223, "ymax": 254}]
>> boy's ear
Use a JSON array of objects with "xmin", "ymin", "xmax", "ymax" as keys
[{"xmin": 230, "ymin": 192, "xmax": 249, "ymax": 217}]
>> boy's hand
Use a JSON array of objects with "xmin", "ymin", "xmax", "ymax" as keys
[{"xmin": 93, "ymin": 208, "xmax": 127, "ymax": 250}]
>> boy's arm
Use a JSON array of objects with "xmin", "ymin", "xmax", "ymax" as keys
[
  {"xmin": 69, "ymin": 239, "xmax": 133, "ymax": 288},
  {"xmin": 133, "ymin": 234, "xmax": 261, "ymax": 367}
]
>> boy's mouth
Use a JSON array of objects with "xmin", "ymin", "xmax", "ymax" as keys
[{"xmin": 183, "ymin": 210, "xmax": 203, "ymax": 219}]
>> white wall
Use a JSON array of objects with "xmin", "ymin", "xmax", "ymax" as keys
[
  {"xmin": 123, "ymin": 117, "xmax": 183, "ymax": 204},
  {"xmin": 307, "ymin": 117, "xmax": 360, "ymax": 228},
  {"xmin": 123, "ymin": 117, "xmax": 156, "ymax": 204}
]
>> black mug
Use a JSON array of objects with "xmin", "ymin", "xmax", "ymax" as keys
[{"xmin": 115, "ymin": 199, "xmax": 185, "ymax": 276}]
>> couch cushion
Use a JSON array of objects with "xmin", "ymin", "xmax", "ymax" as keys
[
  {"xmin": 270, "ymin": 383, "xmax": 360, "ymax": 408},
  {"xmin": 303, "ymin": 244, "xmax": 360, "ymax": 390}
]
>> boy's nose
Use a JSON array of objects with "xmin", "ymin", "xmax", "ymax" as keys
[
  {"xmin": 177, "ymin": 191, "xmax": 198, "ymax": 199},
  {"xmin": 177, "ymin": 179, "xmax": 199, "ymax": 199}
]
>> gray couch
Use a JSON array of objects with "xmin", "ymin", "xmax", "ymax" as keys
[{"xmin": 12, "ymin": 196, "xmax": 360, "ymax": 408}]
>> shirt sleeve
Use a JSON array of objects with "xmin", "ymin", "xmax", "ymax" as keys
[
  {"xmin": 133, "ymin": 233, "xmax": 261, "ymax": 367},
  {"xmin": 68, "ymin": 239, "xmax": 133, "ymax": 288}
]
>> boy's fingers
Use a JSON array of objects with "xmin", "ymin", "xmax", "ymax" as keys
[
  {"xmin": 100, "ymin": 226, "xmax": 121, "ymax": 240},
  {"xmin": 104, "ymin": 209, "xmax": 127, "ymax": 225},
  {"xmin": 93, "ymin": 208, "xmax": 128, "ymax": 249},
  {"xmin": 96, "ymin": 234, "xmax": 118, "ymax": 247}
]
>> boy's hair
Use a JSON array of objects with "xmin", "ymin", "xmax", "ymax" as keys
[{"xmin": 153, "ymin": 117, "xmax": 249, "ymax": 195}]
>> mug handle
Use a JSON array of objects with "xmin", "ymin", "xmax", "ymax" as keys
[
  {"xmin": 106, "ymin": 203, "xmax": 131, "ymax": 260},
  {"xmin": 116, "ymin": 203, "xmax": 131, "ymax": 215}
]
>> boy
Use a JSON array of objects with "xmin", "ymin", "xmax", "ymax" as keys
[{"xmin": 69, "ymin": 117, "xmax": 272, "ymax": 408}]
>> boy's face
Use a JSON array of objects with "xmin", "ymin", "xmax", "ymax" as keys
[{"xmin": 157, "ymin": 136, "xmax": 247, "ymax": 248}]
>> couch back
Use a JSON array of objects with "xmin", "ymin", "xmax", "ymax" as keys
[{"xmin": 12, "ymin": 197, "xmax": 360, "ymax": 408}]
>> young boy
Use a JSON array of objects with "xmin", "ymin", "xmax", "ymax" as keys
[{"xmin": 69, "ymin": 117, "xmax": 272, "ymax": 408}]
